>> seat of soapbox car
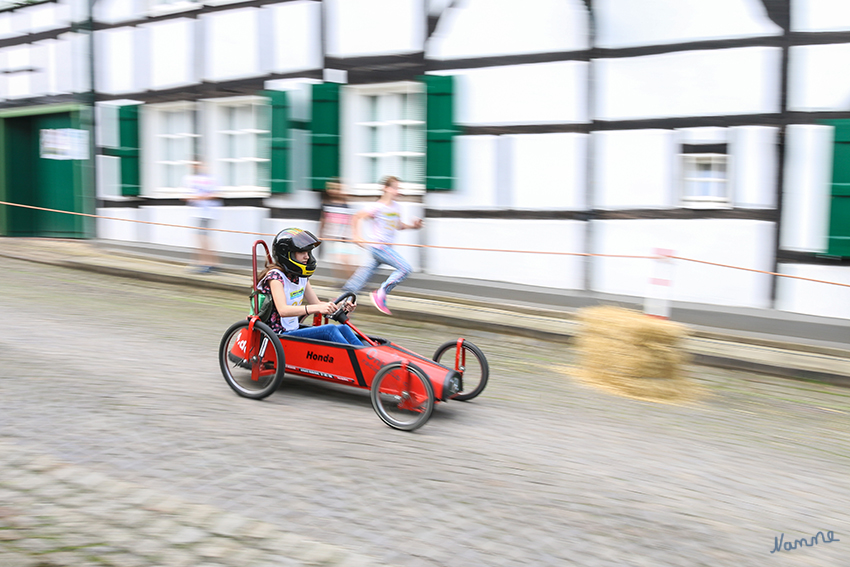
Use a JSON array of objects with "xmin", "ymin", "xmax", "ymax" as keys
[{"xmin": 217, "ymin": 239, "xmax": 489, "ymax": 431}]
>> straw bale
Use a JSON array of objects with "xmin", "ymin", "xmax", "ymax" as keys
[{"xmin": 571, "ymin": 305, "xmax": 700, "ymax": 403}]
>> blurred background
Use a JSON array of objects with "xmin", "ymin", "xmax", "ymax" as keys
[
  {"xmin": 0, "ymin": 0, "xmax": 848, "ymax": 318},
  {"xmin": 2, "ymin": 3, "xmax": 850, "ymax": 567}
]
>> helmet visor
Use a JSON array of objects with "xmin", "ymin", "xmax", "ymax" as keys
[{"xmin": 282, "ymin": 228, "xmax": 321, "ymax": 251}]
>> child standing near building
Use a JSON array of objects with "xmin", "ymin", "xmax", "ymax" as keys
[
  {"xmin": 318, "ymin": 179, "xmax": 357, "ymax": 281},
  {"xmin": 342, "ymin": 176, "xmax": 423, "ymax": 315},
  {"xmin": 184, "ymin": 161, "xmax": 221, "ymax": 274}
]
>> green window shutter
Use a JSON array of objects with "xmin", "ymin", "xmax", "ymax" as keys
[
  {"xmin": 828, "ymin": 121, "xmax": 850, "ymax": 256},
  {"xmin": 310, "ymin": 82, "xmax": 340, "ymax": 190},
  {"xmin": 423, "ymin": 74, "xmax": 456, "ymax": 191},
  {"xmin": 263, "ymin": 90, "xmax": 292, "ymax": 194},
  {"xmin": 102, "ymin": 104, "xmax": 141, "ymax": 197}
]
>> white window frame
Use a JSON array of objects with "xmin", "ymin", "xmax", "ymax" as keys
[
  {"xmin": 202, "ymin": 95, "xmax": 270, "ymax": 197},
  {"xmin": 143, "ymin": 101, "xmax": 199, "ymax": 196},
  {"xmin": 680, "ymin": 152, "xmax": 732, "ymax": 208},
  {"xmin": 342, "ymin": 81, "xmax": 425, "ymax": 197}
]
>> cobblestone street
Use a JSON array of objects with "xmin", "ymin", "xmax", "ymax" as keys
[{"xmin": 0, "ymin": 256, "xmax": 848, "ymax": 566}]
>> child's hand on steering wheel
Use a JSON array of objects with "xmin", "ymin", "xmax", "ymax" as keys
[{"xmin": 317, "ymin": 301, "xmax": 337, "ymax": 315}]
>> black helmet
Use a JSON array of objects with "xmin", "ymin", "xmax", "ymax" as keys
[{"xmin": 272, "ymin": 228, "xmax": 321, "ymax": 278}]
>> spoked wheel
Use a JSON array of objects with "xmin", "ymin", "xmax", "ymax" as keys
[
  {"xmin": 219, "ymin": 319, "xmax": 285, "ymax": 399},
  {"xmin": 370, "ymin": 362, "xmax": 435, "ymax": 431},
  {"xmin": 432, "ymin": 340, "xmax": 489, "ymax": 401}
]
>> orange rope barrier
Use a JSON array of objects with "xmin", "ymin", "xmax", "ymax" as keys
[
  {"xmin": 2, "ymin": 200, "xmax": 849, "ymax": 288},
  {"xmin": 668, "ymin": 255, "xmax": 850, "ymax": 288},
  {"xmin": 0, "ymin": 200, "xmax": 654, "ymax": 259},
  {"xmin": 1, "ymin": 201, "xmax": 271, "ymax": 237}
]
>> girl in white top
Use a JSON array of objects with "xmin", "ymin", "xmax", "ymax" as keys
[
  {"xmin": 258, "ymin": 228, "xmax": 361, "ymax": 345},
  {"xmin": 342, "ymin": 176, "xmax": 423, "ymax": 316}
]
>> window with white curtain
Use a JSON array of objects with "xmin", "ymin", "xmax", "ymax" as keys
[
  {"xmin": 213, "ymin": 98, "xmax": 269, "ymax": 190},
  {"xmin": 152, "ymin": 104, "xmax": 197, "ymax": 189},
  {"xmin": 345, "ymin": 82, "xmax": 425, "ymax": 193},
  {"xmin": 681, "ymin": 148, "xmax": 731, "ymax": 207}
]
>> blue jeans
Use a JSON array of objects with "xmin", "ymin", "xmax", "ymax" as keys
[
  {"xmin": 284, "ymin": 324, "xmax": 362, "ymax": 346},
  {"xmin": 343, "ymin": 245, "xmax": 411, "ymax": 295}
]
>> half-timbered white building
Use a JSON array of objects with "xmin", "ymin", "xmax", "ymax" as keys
[{"xmin": 1, "ymin": 0, "xmax": 848, "ymax": 319}]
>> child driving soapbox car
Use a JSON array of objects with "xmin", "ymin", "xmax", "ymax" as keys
[{"xmin": 218, "ymin": 239, "xmax": 489, "ymax": 431}]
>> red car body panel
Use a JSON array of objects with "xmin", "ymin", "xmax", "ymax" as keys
[{"xmin": 229, "ymin": 326, "xmax": 459, "ymax": 402}]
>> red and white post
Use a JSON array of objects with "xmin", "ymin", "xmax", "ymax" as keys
[{"xmin": 644, "ymin": 248, "xmax": 674, "ymax": 319}]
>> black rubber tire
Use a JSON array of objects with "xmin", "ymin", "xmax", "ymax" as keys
[
  {"xmin": 432, "ymin": 340, "xmax": 489, "ymax": 401},
  {"xmin": 370, "ymin": 362, "xmax": 435, "ymax": 431},
  {"xmin": 219, "ymin": 320, "xmax": 286, "ymax": 400}
]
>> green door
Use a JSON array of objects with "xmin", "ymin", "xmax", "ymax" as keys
[
  {"xmin": 4, "ymin": 112, "xmax": 82, "ymax": 237},
  {"xmin": 5, "ymin": 115, "xmax": 38, "ymax": 236}
]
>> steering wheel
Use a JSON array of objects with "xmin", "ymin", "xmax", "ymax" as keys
[{"xmin": 330, "ymin": 292, "xmax": 357, "ymax": 323}]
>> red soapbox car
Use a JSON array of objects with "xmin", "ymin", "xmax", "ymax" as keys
[{"xmin": 218, "ymin": 240, "xmax": 489, "ymax": 431}]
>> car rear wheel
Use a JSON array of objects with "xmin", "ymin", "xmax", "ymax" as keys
[
  {"xmin": 219, "ymin": 319, "xmax": 285, "ymax": 399},
  {"xmin": 432, "ymin": 340, "xmax": 489, "ymax": 401},
  {"xmin": 370, "ymin": 362, "xmax": 434, "ymax": 431}
]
